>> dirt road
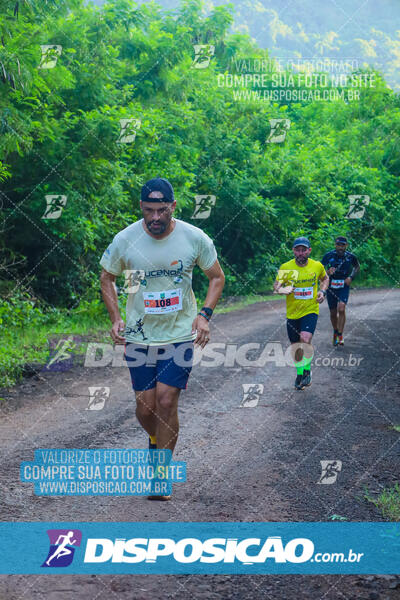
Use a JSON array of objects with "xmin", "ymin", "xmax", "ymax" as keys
[{"xmin": 1, "ymin": 288, "xmax": 400, "ymax": 599}]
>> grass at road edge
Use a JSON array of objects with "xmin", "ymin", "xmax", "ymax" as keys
[
  {"xmin": 365, "ymin": 426, "xmax": 400, "ymax": 520},
  {"xmin": 364, "ymin": 483, "xmax": 400, "ymax": 521},
  {"xmin": 0, "ymin": 300, "xmax": 111, "ymax": 390},
  {"xmin": 214, "ymin": 293, "xmax": 278, "ymax": 314}
]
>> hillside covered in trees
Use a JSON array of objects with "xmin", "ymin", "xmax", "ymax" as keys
[{"xmin": 93, "ymin": 0, "xmax": 400, "ymax": 90}]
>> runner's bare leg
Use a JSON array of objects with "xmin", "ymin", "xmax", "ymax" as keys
[
  {"xmin": 329, "ymin": 307, "xmax": 338, "ymax": 331},
  {"xmin": 135, "ymin": 388, "xmax": 157, "ymax": 438},
  {"xmin": 155, "ymin": 382, "xmax": 180, "ymax": 452},
  {"xmin": 338, "ymin": 302, "xmax": 346, "ymax": 333},
  {"xmin": 290, "ymin": 331, "xmax": 313, "ymax": 363}
]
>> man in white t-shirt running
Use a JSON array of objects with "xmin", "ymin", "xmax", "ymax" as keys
[{"xmin": 100, "ymin": 177, "xmax": 225, "ymax": 499}]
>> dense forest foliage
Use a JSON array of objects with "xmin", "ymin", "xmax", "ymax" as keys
[{"xmin": 1, "ymin": 0, "xmax": 399, "ymax": 316}]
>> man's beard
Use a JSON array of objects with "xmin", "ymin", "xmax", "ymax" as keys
[
  {"xmin": 296, "ymin": 255, "xmax": 308, "ymax": 265},
  {"xmin": 146, "ymin": 220, "xmax": 168, "ymax": 235}
]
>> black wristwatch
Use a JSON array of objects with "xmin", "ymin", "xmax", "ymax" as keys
[
  {"xmin": 321, "ymin": 290, "xmax": 327, "ymax": 297},
  {"xmin": 199, "ymin": 306, "xmax": 213, "ymax": 321}
]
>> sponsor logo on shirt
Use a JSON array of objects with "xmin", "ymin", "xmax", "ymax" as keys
[
  {"xmin": 295, "ymin": 273, "xmax": 317, "ymax": 286},
  {"xmin": 144, "ymin": 259, "xmax": 183, "ymax": 279}
]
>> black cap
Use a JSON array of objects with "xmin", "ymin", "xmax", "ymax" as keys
[
  {"xmin": 335, "ymin": 236, "xmax": 348, "ymax": 244},
  {"xmin": 293, "ymin": 236, "xmax": 311, "ymax": 248},
  {"xmin": 141, "ymin": 177, "xmax": 174, "ymax": 203}
]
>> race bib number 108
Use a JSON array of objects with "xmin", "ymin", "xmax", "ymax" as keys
[{"xmin": 143, "ymin": 289, "xmax": 182, "ymax": 314}]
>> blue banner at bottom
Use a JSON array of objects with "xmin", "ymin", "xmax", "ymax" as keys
[{"xmin": 0, "ymin": 522, "xmax": 399, "ymax": 574}]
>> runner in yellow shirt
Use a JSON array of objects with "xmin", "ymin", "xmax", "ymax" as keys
[{"xmin": 274, "ymin": 237, "xmax": 329, "ymax": 390}]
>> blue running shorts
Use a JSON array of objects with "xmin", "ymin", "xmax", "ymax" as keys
[
  {"xmin": 327, "ymin": 284, "xmax": 350, "ymax": 309},
  {"xmin": 124, "ymin": 341, "xmax": 194, "ymax": 391}
]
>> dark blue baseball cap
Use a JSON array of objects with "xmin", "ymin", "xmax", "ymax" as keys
[
  {"xmin": 293, "ymin": 236, "xmax": 311, "ymax": 248},
  {"xmin": 141, "ymin": 177, "xmax": 174, "ymax": 203},
  {"xmin": 335, "ymin": 235, "xmax": 348, "ymax": 244}
]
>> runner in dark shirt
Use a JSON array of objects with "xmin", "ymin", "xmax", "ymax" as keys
[{"xmin": 321, "ymin": 236, "xmax": 360, "ymax": 346}]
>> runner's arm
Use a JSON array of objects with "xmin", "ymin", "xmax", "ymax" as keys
[
  {"xmin": 273, "ymin": 268, "xmax": 285, "ymax": 292},
  {"xmin": 100, "ymin": 268, "xmax": 126, "ymax": 343},
  {"xmin": 316, "ymin": 272, "xmax": 329, "ymax": 303},
  {"xmin": 200, "ymin": 259, "xmax": 225, "ymax": 310},
  {"xmin": 192, "ymin": 259, "xmax": 225, "ymax": 348},
  {"xmin": 349, "ymin": 256, "xmax": 360, "ymax": 281},
  {"xmin": 319, "ymin": 273, "xmax": 329, "ymax": 291},
  {"xmin": 273, "ymin": 278, "xmax": 281, "ymax": 293},
  {"xmin": 273, "ymin": 271, "xmax": 294, "ymax": 295},
  {"xmin": 321, "ymin": 252, "xmax": 336, "ymax": 275}
]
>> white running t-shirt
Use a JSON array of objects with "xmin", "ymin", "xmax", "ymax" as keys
[{"xmin": 100, "ymin": 219, "xmax": 217, "ymax": 345}]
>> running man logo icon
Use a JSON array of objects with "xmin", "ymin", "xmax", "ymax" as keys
[
  {"xmin": 191, "ymin": 45, "xmax": 215, "ymax": 69},
  {"xmin": 86, "ymin": 386, "xmax": 110, "ymax": 411},
  {"xmin": 39, "ymin": 45, "xmax": 62, "ymax": 69},
  {"xmin": 117, "ymin": 118, "xmax": 141, "ymax": 144},
  {"xmin": 44, "ymin": 335, "xmax": 78, "ymax": 372},
  {"xmin": 124, "ymin": 318, "xmax": 147, "ymax": 341},
  {"xmin": 266, "ymin": 119, "xmax": 291, "ymax": 144},
  {"xmin": 241, "ymin": 384, "xmax": 264, "ymax": 408},
  {"xmin": 42, "ymin": 195, "xmax": 67, "ymax": 220},
  {"xmin": 345, "ymin": 195, "xmax": 370, "ymax": 219},
  {"xmin": 42, "ymin": 529, "xmax": 82, "ymax": 568},
  {"xmin": 317, "ymin": 460, "xmax": 342, "ymax": 484},
  {"xmin": 191, "ymin": 195, "xmax": 216, "ymax": 219},
  {"xmin": 122, "ymin": 270, "xmax": 145, "ymax": 294}
]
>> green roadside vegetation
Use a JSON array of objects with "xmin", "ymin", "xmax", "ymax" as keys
[
  {"xmin": 0, "ymin": 293, "xmax": 109, "ymax": 388},
  {"xmin": 365, "ymin": 483, "xmax": 400, "ymax": 522},
  {"xmin": 363, "ymin": 426, "xmax": 400, "ymax": 521}
]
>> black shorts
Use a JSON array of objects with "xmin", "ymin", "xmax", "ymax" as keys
[{"xmin": 286, "ymin": 313, "xmax": 318, "ymax": 343}]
